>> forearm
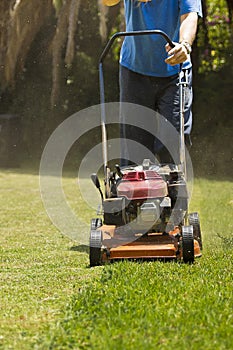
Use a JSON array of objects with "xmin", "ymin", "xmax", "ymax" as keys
[
  {"xmin": 179, "ymin": 12, "xmax": 198, "ymax": 45},
  {"xmin": 165, "ymin": 12, "xmax": 198, "ymax": 65}
]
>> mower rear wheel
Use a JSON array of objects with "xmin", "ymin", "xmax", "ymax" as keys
[
  {"xmin": 89, "ymin": 230, "xmax": 102, "ymax": 267},
  {"xmin": 188, "ymin": 212, "xmax": 203, "ymax": 250},
  {"xmin": 182, "ymin": 225, "xmax": 194, "ymax": 263}
]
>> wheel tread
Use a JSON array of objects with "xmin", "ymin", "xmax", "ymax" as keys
[
  {"xmin": 182, "ymin": 225, "xmax": 194, "ymax": 263},
  {"xmin": 89, "ymin": 229, "xmax": 102, "ymax": 267},
  {"xmin": 188, "ymin": 212, "xmax": 203, "ymax": 250}
]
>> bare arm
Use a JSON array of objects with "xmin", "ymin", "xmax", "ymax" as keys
[
  {"xmin": 179, "ymin": 12, "xmax": 198, "ymax": 44},
  {"xmin": 165, "ymin": 12, "xmax": 198, "ymax": 66}
]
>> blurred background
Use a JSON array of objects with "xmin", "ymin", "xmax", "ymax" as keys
[{"xmin": 0, "ymin": 0, "xmax": 232, "ymax": 178}]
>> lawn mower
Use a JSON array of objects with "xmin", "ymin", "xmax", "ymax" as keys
[{"xmin": 89, "ymin": 30, "xmax": 202, "ymax": 266}]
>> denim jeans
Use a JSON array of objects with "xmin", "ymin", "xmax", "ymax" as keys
[{"xmin": 119, "ymin": 65, "xmax": 193, "ymax": 165}]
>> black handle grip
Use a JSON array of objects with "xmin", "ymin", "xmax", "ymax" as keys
[{"xmin": 99, "ymin": 29, "xmax": 175, "ymax": 64}]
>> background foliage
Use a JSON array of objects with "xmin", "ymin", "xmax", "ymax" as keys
[{"xmin": 0, "ymin": 0, "xmax": 232, "ymax": 173}]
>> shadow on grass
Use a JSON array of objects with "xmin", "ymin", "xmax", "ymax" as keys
[{"xmin": 70, "ymin": 245, "xmax": 89, "ymax": 254}]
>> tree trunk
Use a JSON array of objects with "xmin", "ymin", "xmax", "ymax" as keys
[
  {"xmin": 50, "ymin": 0, "xmax": 72, "ymax": 108},
  {"xmin": 0, "ymin": 0, "xmax": 53, "ymax": 91},
  {"xmin": 226, "ymin": 0, "xmax": 233, "ymax": 23},
  {"xmin": 0, "ymin": 1, "xmax": 15, "ymax": 91},
  {"xmin": 226, "ymin": 0, "xmax": 233, "ymax": 42},
  {"xmin": 65, "ymin": 0, "xmax": 81, "ymax": 65}
]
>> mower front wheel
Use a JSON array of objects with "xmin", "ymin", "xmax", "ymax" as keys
[
  {"xmin": 89, "ymin": 230, "xmax": 103, "ymax": 267},
  {"xmin": 182, "ymin": 225, "xmax": 194, "ymax": 263},
  {"xmin": 188, "ymin": 212, "xmax": 203, "ymax": 250}
]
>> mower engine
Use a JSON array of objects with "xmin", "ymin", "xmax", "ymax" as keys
[{"xmin": 103, "ymin": 163, "xmax": 188, "ymax": 233}]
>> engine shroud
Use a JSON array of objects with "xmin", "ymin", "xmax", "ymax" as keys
[{"xmin": 117, "ymin": 170, "xmax": 168, "ymax": 200}]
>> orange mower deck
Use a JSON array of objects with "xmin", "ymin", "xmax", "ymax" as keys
[{"xmin": 98, "ymin": 225, "xmax": 202, "ymax": 263}]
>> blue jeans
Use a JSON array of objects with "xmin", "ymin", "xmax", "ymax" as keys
[{"xmin": 119, "ymin": 65, "xmax": 193, "ymax": 165}]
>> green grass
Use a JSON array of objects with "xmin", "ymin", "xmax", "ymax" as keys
[
  {"xmin": 46, "ymin": 258, "xmax": 233, "ymax": 350},
  {"xmin": 0, "ymin": 168, "xmax": 232, "ymax": 349},
  {"xmin": 0, "ymin": 169, "xmax": 102, "ymax": 349}
]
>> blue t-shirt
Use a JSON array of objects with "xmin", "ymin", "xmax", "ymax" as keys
[{"xmin": 120, "ymin": 0, "xmax": 202, "ymax": 77}]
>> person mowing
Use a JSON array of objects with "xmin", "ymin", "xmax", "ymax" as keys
[{"xmin": 103, "ymin": 0, "xmax": 202, "ymax": 165}]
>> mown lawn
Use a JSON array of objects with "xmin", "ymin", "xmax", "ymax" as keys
[{"xmin": 0, "ymin": 168, "xmax": 232, "ymax": 349}]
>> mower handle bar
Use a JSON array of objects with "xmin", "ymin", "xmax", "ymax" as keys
[
  {"xmin": 99, "ymin": 29, "xmax": 175, "ymax": 64},
  {"xmin": 98, "ymin": 30, "xmax": 180, "ymax": 183}
]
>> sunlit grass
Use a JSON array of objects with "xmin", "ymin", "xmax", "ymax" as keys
[
  {"xmin": 0, "ymin": 169, "xmax": 102, "ymax": 349},
  {"xmin": 0, "ymin": 168, "xmax": 232, "ymax": 349}
]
